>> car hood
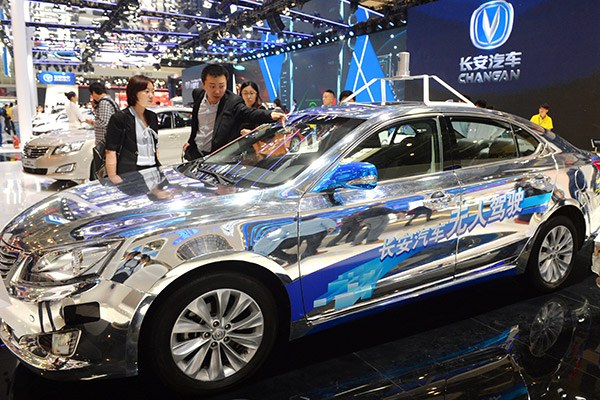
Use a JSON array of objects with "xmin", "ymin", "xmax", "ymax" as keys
[
  {"xmin": 27, "ymin": 129, "xmax": 93, "ymax": 146},
  {"xmin": 1, "ymin": 166, "xmax": 267, "ymax": 252}
]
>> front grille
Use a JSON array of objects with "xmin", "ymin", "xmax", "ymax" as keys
[
  {"xmin": 23, "ymin": 145, "xmax": 50, "ymax": 159},
  {"xmin": 0, "ymin": 242, "xmax": 21, "ymax": 279},
  {"xmin": 23, "ymin": 167, "xmax": 48, "ymax": 175}
]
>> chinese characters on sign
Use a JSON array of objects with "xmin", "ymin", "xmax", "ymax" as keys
[
  {"xmin": 380, "ymin": 188, "xmax": 525, "ymax": 261},
  {"xmin": 459, "ymin": 51, "xmax": 522, "ymax": 84}
]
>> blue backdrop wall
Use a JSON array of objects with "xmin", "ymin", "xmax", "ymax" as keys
[{"xmin": 408, "ymin": 0, "xmax": 600, "ymax": 149}]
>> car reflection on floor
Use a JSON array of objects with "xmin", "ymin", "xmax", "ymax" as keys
[{"xmin": 3, "ymin": 247, "xmax": 600, "ymax": 400}]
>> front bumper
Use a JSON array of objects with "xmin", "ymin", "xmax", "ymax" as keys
[
  {"xmin": 21, "ymin": 146, "xmax": 92, "ymax": 181},
  {"xmin": 0, "ymin": 279, "xmax": 146, "ymax": 380},
  {"xmin": 0, "ymin": 321, "xmax": 89, "ymax": 372}
]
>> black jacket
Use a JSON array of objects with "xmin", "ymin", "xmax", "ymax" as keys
[
  {"xmin": 186, "ymin": 89, "xmax": 273, "ymax": 158},
  {"xmin": 106, "ymin": 108, "xmax": 159, "ymax": 174}
]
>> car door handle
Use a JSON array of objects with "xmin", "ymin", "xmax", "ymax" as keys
[
  {"xmin": 430, "ymin": 191, "xmax": 455, "ymax": 202},
  {"xmin": 525, "ymin": 174, "xmax": 551, "ymax": 190}
]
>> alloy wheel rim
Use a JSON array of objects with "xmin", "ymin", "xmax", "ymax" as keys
[
  {"xmin": 538, "ymin": 226, "xmax": 573, "ymax": 284},
  {"xmin": 528, "ymin": 301, "xmax": 565, "ymax": 356},
  {"xmin": 170, "ymin": 288, "xmax": 264, "ymax": 382}
]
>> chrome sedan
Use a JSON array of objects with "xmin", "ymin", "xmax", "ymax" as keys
[
  {"xmin": 1, "ymin": 103, "xmax": 599, "ymax": 395},
  {"xmin": 21, "ymin": 106, "xmax": 193, "ymax": 182}
]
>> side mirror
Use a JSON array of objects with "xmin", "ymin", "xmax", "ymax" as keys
[
  {"xmin": 313, "ymin": 162, "xmax": 377, "ymax": 192},
  {"xmin": 591, "ymin": 139, "xmax": 600, "ymax": 152}
]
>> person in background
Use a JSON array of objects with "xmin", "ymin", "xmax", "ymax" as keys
[
  {"xmin": 89, "ymin": 81, "xmax": 120, "ymax": 180},
  {"xmin": 2, "ymin": 104, "xmax": 12, "ymax": 140},
  {"xmin": 322, "ymin": 89, "xmax": 336, "ymax": 106},
  {"xmin": 339, "ymin": 90, "xmax": 354, "ymax": 103},
  {"xmin": 239, "ymin": 81, "xmax": 267, "ymax": 136},
  {"xmin": 289, "ymin": 99, "xmax": 298, "ymax": 113},
  {"xmin": 90, "ymin": 82, "xmax": 119, "ymax": 145},
  {"xmin": 11, "ymin": 101, "xmax": 19, "ymax": 140},
  {"xmin": 0, "ymin": 104, "xmax": 5, "ymax": 146},
  {"xmin": 530, "ymin": 103, "xmax": 553, "ymax": 130},
  {"xmin": 273, "ymin": 97, "xmax": 288, "ymax": 114},
  {"xmin": 65, "ymin": 92, "xmax": 92, "ymax": 129},
  {"xmin": 105, "ymin": 75, "xmax": 159, "ymax": 184},
  {"xmin": 183, "ymin": 63, "xmax": 286, "ymax": 160},
  {"xmin": 474, "ymin": 99, "xmax": 487, "ymax": 108}
]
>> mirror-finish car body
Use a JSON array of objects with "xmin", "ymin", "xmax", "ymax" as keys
[
  {"xmin": 21, "ymin": 106, "xmax": 192, "ymax": 182},
  {"xmin": 1, "ymin": 103, "xmax": 599, "ymax": 394}
]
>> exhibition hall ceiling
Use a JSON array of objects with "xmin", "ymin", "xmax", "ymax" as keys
[{"xmin": 0, "ymin": 0, "xmax": 431, "ymax": 72}]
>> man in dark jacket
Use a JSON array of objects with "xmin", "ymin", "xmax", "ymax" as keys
[{"xmin": 183, "ymin": 64, "xmax": 286, "ymax": 160}]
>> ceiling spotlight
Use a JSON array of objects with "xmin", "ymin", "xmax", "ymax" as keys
[{"xmin": 203, "ymin": 0, "xmax": 212, "ymax": 8}]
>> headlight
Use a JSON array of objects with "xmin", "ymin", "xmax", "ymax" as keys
[
  {"xmin": 53, "ymin": 141, "xmax": 85, "ymax": 155},
  {"xmin": 22, "ymin": 243, "xmax": 118, "ymax": 284}
]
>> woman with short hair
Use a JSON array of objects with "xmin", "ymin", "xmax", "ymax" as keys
[{"xmin": 105, "ymin": 75, "xmax": 159, "ymax": 183}]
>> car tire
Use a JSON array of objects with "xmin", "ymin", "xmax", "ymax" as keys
[
  {"xmin": 141, "ymin": 272, "xmax": 279, "ymax": 395},
  {"xmin": 527, "ymin": 215, "xmax": 578, "ymax": 292}
]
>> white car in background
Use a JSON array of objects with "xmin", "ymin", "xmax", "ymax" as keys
[
  {"xmin": 31, "ymin": 110, "xmax": 95, "ymax": 136},
  {"xmin": 22, "ymin": 106, "xmax": 193, "ymax": 182}
]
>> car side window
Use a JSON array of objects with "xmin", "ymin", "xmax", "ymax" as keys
[
  {"xmin": 157, "ymin": 112, "xmax": 172, "ymax": 130},
  {"xmin": 341, "ymin": 118, "xmax": 440, "ymax": 181},
  {"xmin": 174, "ymin": 112, "xmax": 192, "ymax": 128},
  {"xmin": 449, "ymin": 117, "xmax": 516, "ymax": 166},
  {"xmin": 512, "ymin": 124, "xmax": 539, "ymax": 156}
]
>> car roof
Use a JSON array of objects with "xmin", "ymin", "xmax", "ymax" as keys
[{"xmin": 296, "ymin": 102, "xmax": 535, "ymax": 128}]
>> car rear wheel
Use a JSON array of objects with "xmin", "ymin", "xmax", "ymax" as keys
[
  {"xmin": 527, "ymin": 215, "xmax": 578, "ymax": 291},
  {"xmin": 517, "ymin": 299, "xmax": 572, "ymax": 379},
  {"xmin": 141, "ymin": 272, "xmax": 279, "ymax": 395}
]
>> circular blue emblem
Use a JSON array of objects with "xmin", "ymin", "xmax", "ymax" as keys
[
  {"xmin": 39, "ymin": 72, "xmax": 55, "ymax": 84},
  {"xmin": 470, "ymin": 1, "xmax": 514, "ymax": 50}
]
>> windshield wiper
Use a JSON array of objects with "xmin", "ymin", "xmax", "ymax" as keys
[{"xmin": 194, "ymin": 166, "xmax": 235, "ymax": 185}]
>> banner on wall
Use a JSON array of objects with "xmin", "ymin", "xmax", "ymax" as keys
[
  {"xmin": 37, "ymin": 71, "xmax": 76, "ymax": 85},
  {"xmin": 408, "ymin": 0, "xmax": 600, "ymax": 92},
  {"xmin": 116, "ymin": 91, "xmax": 171, "ymax": 108},
  {"xmin": 407, "ymin": 0, "xmax": 600, "ymax": 150}
]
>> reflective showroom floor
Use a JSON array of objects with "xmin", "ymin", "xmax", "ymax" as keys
[{"xmin": 1, "ymin": 152, "xmax": 600, "ymax": 400}]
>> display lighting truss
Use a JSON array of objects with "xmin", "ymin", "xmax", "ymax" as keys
[
  {"xmin": 79, "ymin": 0, "xmax": 140, "ymax": 67},
  {"xmin": 237, "ymin": 10, "xmax": 408, "ymax": 62},
  {"xmin": 21, "ymin": 0, "xmax": 430, "ymax": 68}
]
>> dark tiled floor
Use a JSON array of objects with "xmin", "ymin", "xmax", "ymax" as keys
[{"xmin": 2, "ymin": 254, "xmax": 600, "ymax": 399}]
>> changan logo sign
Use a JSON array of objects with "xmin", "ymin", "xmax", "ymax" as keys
[{"xmin": 470, "ymin": 1, "xmax": 514, "ymax": 50}]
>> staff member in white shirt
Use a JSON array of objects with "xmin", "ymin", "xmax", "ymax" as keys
[{"xmin": 65, "ymin": 91, "xmax": 92, "ymax": 129}]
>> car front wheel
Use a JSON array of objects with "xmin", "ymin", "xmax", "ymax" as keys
[
  {"xmin": 527, "ymin": 215, "xmax": 578, "ymax": 291},
  {"xmin": 141, "ymin": 272, "xmax": 279, "ymax": 395}
]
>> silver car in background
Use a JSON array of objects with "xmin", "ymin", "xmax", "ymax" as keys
[
  {"xmin": 22, "ymin": 106, "xmax": 193, "ymax": 182},
  {"xmin": 1, "ymin": 101, "xmax": 599, "ymax": 395}
]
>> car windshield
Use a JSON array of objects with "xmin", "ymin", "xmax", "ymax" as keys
[{"xmin": 177, "ymin": 114, "xmax": 365, "ymax": 189}]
